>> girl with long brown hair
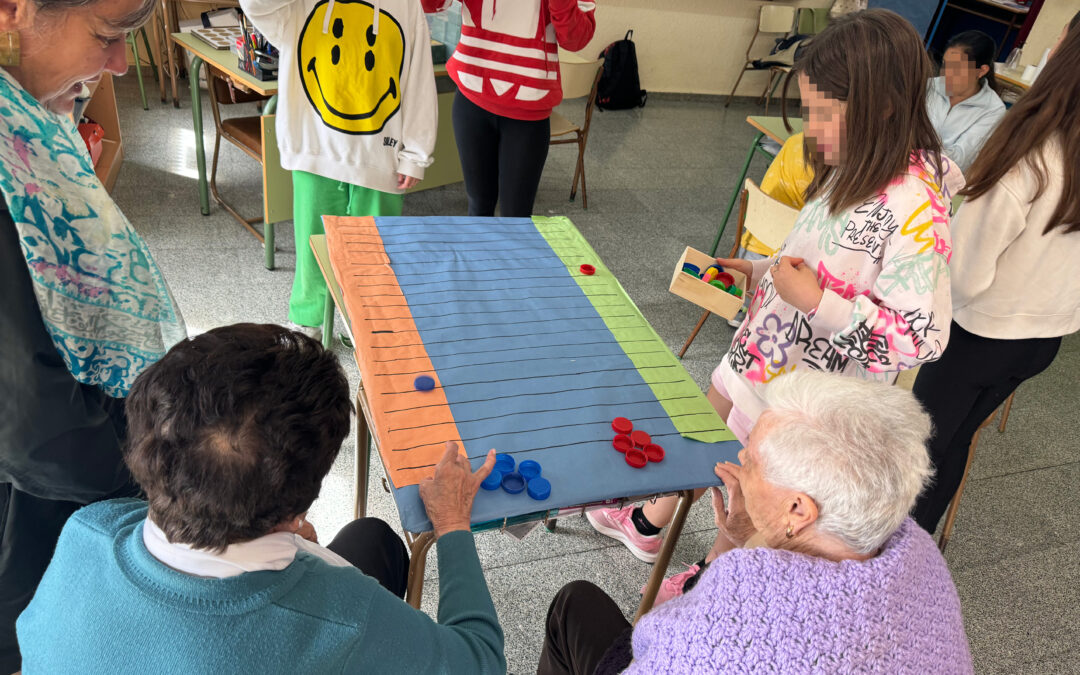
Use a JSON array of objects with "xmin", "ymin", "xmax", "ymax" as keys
[
  {"xmin": 911, "ymin": 12, "xmax": 1080, "ymax": 533},
  {"xmin": 587, "ymin": 10, "xmax": 963, "ymax": 581}
]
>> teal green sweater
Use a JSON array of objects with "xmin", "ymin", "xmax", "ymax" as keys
[{"xmin": 17, "ymin": 500, "xmax": 505, "ymax": 674}]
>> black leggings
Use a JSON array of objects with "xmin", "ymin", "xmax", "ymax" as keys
[
  {"xmin": 452, "ymin": 90, "xmax": 550, "ymax": 217},
  {"xmin": 325, "ymin": 518, "xmax": 409, "ymax": 599},
  {"xmin": 538, "ymin": 580, "xmax": 634, "ymax": 675},
  {"xmin": 911, "ymin": 322, "xmax": 1062, "ymax": 532}
]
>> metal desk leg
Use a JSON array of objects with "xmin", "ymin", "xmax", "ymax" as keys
[
  {"xmin": 262, "ymin": 94, "xmax": 279, "ymax": 269},
  {"xmin": 404, "ymin": 531, "xmax": 437, "ymax": 609},
  {"xmin": 354, "ymin": 388, "xmax": 371, "ymax": 519},
  {"xmin": 322, "ymin": 288, "xmax": 335, "ymax": 349},
  {"xmin": 710, "ymin": 132, "xmax": 763, "ymax": 256},
  {"xmin": 265, "ymin": 222, "xmax": 275, "ymax": 270},
  {"xmin": 188, "ymin": 55, "xmax": 209, "ymax": 216},
  {"xmin": 635, "ymin": 489, "xmax": 694, "ymax": 622}
]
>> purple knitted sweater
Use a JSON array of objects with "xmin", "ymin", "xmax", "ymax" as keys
[{"xmin": 628, "ymin": 519, "xmax": 973, "ymax": 673}]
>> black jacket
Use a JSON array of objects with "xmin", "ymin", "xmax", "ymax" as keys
[{"xmin": 0, "ymin": 203, "xmax": 133, "ymax": 503}]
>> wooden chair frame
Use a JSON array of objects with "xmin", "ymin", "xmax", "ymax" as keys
[
  {"xmin": 550, "ymin": 65, "xmax": 603, "ymax": 209},
  {"xmin": 206, "ymin": 67, "xmax": 270, "ymax": 243}
]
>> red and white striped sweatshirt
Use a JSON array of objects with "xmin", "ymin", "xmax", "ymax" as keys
[{"xmin": 422, "ymin": 0, "xmax": 597, "ymax": 120}]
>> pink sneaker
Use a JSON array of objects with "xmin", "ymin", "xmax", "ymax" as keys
[
  {"xmin": 586, "ymin": 506, "xmax": 662, "ymax": 563},
  {"xmin": 644, "ymin": 563, "xmax": 701, "ymax": 607}
]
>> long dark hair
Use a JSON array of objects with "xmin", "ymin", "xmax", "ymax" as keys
[
  {"xmin": 945, "ymin": 30, "xmax": 997, "ymax": 91},
  {"xmin": 960, "ymin": 13, "xmax": 1080, "ymax": 234},
  {"xmin": 782, "ymin": 10, "xmax": 943, "ymax": 215}
]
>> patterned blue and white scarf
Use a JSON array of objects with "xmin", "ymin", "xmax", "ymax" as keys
[{"xmin": 0, "ymin": 69, "xmax": 185, "ymax": 397}]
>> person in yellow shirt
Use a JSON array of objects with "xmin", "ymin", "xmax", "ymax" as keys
[
  {"xmin": 740, "ymin": 131, "xmax": 814, "ymax": 256},
  {"xmin": 729, "ymin": 131, "xmax": 814, "ymax": 325}
]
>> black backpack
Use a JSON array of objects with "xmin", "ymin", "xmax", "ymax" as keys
[{"xmin": 596, "ymin": 30, "xmax": 647, "ymax": 111}]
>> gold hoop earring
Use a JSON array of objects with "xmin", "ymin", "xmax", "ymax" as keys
[
  {"xmin": 0, "ymin": 32, "xmax": 20, "ymax": 67},
  {"xmin": 785, "ymin": 525, "xmax": 794, "ymax": 539}
]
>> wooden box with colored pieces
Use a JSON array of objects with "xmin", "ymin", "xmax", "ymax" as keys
[
  {"xmin": 669, "ymin": 246, "xmax": 748, "ymax": 320},
  {"xmin": 324, "ymin": 216, "xmax": 738, "ymax": 518}
]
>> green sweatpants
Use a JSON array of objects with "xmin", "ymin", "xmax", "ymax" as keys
[{"xmin": 289, "ymin": 170, "xmax": 403, "ymax": 327}]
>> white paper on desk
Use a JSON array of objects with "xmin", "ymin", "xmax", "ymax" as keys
[{"xmin": 205, "ymin": 8, "xmax": 240, "ymax": 27}]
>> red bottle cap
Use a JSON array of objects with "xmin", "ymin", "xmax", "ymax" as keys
[
  {"xmin": 579, "ymin": 264, "xmax": 596, "ymax": 275},
  {"xmin": 644, "ymin": 443, "xmax": 665, "ymax": 462},
  {"xmin": 631, "ymin": 430, "xmax": 651, "ymax": 448},
  {"xmin": 715, "ymin": 272, "xmax": 736, "ymax": 287},
  {"xmin": 625, "ymin": 448, "xmax": 648, "ymax": 468},
  {"xmin": 611, "ymin": 417, "xmax": 633, "ymax": 434},
  {"xmin": 613, "ymin": 435, "xmax": 633, "ymax": 453}
]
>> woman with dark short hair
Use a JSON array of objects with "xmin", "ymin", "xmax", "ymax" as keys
[
  {"xmin": 0, "ymin": 0, "xmax": 185, "ymax": 669},
  {"xmin": 16, "ymin": 324, "xmax": 505, "ymax": 673},
  {"xmin": 926, "ymin": 30, "xmax": 1006, "ymax": 172}
]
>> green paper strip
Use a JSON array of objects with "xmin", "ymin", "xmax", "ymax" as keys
[{"xmin": 533, "ymin": 216, "xmax": 736, "ymax": 443}]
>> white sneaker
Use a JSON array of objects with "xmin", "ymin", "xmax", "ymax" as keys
[{"xmin": 287, "ymin": 322, "xmax": 323, "ymax": 342}]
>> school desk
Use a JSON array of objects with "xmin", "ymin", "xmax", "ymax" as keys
[
  {"xmin": 171, "ymin": 32, "xmax": 284, "ymax": 270},
  {"xmin": 310, "ymin": 216, "xmax": 742, "ymax": 616},
  {"xmin": 710, "ymin": 115, "xmax": 804, "ymax": 257}
]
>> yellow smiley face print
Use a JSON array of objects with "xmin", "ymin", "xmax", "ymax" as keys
[{"xmin": 297, "ymin": 0, "xmax": 405, "ymax": 135}]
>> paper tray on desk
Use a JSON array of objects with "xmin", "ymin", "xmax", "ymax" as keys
[{"xmin": 669, "ymin": 246, "xmax": 748, "ymax": 320}]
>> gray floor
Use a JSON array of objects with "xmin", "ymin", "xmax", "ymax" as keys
[{"xmin": 112, "ymin": 72, "xmax": 1078, "ymax": 674}]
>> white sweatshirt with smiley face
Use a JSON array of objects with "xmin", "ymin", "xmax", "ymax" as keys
[{"xmin": 241, "ymin": 0, "xmax": 437, "ymax": 193}]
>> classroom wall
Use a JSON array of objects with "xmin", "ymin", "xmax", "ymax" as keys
[
  {"xmin": 1019, "ymin": 0, "xmax": 1080, "ymax": 65},
  {"xmin": 571, "ymin": 0, "xmax": 831, "ymax": 97}
]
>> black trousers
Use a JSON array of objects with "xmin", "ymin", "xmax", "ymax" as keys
[
  {"xmin": 0, "ymin": 487, "xmax": 82, "ymax": 674},
  {"xmin": 538, "ymin": 581, "xmax": 634, "ymax": 675},
  {"xmin": 325, "ymin": 518, "xmax": 409, "ymax": 599},
  {"xmin": 911, "ymin": 322, "xmax": 1062, "ymax": 532},
  {"xmin": 451, "ymin": 90, "xmax": 550, "ymax": 218}
]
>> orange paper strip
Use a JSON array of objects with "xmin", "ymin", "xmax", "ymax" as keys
[{"xmin": 324, "ymin": 216, "xmax": 464, "ymax": 488}]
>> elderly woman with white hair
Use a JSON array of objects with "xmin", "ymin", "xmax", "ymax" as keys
[{"xmin": 538, "ymin": 371, "xmax": 973, "ymax": 674}]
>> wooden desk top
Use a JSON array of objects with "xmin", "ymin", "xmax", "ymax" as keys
[
  {"xmin": 994, "ymin": 63, "xmax": 1031, "ymax": 90},
  {"xmin": 747, "ymin": 115, "xmax": 803, "ymax": 145},
  {"xmin": 172, "ymin": 32, "xmax": 278, "ymax": 96},
  {"xmin": 173, "ymin": 32, "xmax": 448, "ymax": 96}
]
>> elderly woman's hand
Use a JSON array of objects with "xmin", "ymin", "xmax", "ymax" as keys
[
  {"xmin": 418, "ymin": 442, "xmax": 496, "ymax": 538},
  {"xmin": 712, "ymin": 462, "xmax": 757, "ymax": 547}
]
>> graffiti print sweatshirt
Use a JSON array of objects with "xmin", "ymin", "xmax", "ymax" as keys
[{"xmin": 715, "ymin": 154, "xmax": 964, "ymax": 424}]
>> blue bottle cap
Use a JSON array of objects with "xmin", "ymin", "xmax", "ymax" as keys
[
  {"xmin": 481, "ymin": 470, "xmax": 503, "ymax": 491},
  {"xmin": 414, "ymin": 375, "xmax": 435, "ymax": 391},
  {"xmin": 527, "ymin": 476, "xmax": 551, "ymax": 500},
  {"xmin": 518, "ymin": 460, "xmax": 542, "ymax": 480},
  {"xmin": 494, "ymin": 453, "xmax": 515, "ymax": 473},
  {"xmin": 501, "ymin": 471, "xmax": 526, "ymax": 494}
]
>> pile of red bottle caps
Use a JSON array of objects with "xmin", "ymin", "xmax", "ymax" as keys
[{"xmin": 611, "ymin": 417, "xmax": 665, "ymax": 468}]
